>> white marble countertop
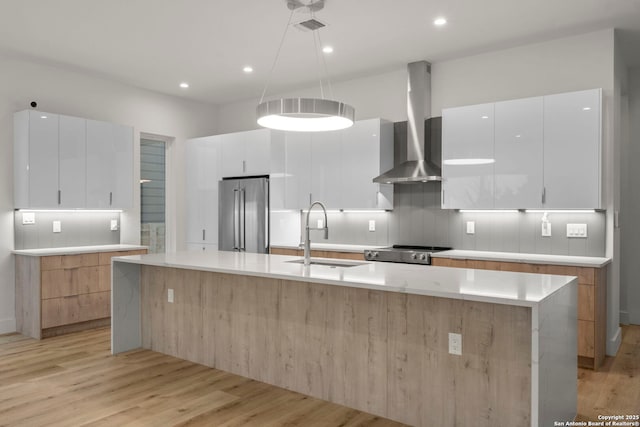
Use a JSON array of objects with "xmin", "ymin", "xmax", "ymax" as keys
[
  {"xmin": 270, "ymin": 243, "xmax": 384, "ymax": 253},
  {"xmin": 432, "ymin": 249, "xmax": 611, "ymax": 268},
  {"xmin": 13, "ymin": 244, "xmax": 147, "ymax": 256},
  {"xmin": 113, "ymin": 250, "xmax": 576, "ymax": 307}
]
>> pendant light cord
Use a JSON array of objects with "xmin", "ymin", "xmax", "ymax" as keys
[
  {"xmin": 259, "ymin": 8, "xmax": 296, "ymax": 104},
  {"xmin": 311, "ymin": 8, "xmax": 333, "ymax": 100}
]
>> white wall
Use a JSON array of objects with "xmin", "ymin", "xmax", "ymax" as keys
[
  {"xmin": 0, "ymin": 53, "xmax": 219, "ymax": 333},
  {"xmin": 621, "ymin": 67, "xmax": 640, "ymax": 325}
]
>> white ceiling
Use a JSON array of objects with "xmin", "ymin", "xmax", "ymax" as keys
[{"xmin": 1, "ymin": 0, "xmax": 639, "ymax": 106}]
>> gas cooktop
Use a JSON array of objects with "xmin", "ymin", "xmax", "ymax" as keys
[{"xmin": 364, "ymin": 245, "xmax": 452, "ymax": 265}]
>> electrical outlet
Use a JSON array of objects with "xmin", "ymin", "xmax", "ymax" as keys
[
  {"xmin": 52, "ymin": 221, "xmax": 61, "ymax": 233},
  {"xmin": 317, "ymin": 219, "xmax": 323, "ymax": 228},
  {"xmin": 448, "ymin": 332, "xmax": 462, "ymax": 355},
  {"xmin": 168, "ymin": 288, "xmax": 174, "ymax": 303},
  {"xmin": 466, "ymin": 221, "xmax": 475, "ymax": 235},
  {"xmin": 22, "ymin": 212, "xmax": 35, "ymax": 225},
  {"xmin": 368, "ymin": 220, "xmax": 376, "ymax": 232},
  {"xmin": 110, "ymin": 219, "xmax": 119, "ymax": 231},
  {"xmin": 541, "ymin": 220, "xmax": 552, "ymax": 237}
]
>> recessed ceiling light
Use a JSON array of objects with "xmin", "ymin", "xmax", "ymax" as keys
[
  {"xmin": 179, "ymin": 82, "xmax": 189, "ymax": 89},
  {"xmin": 434, "ymin": 17, "xmax": 447, "ymax": 26},
  {"xmin": 322, "ymin": 46, "xmax": 334, "ymax": 54},
  {"xmin": 481, "ymin": 115, "xmax": 489, "ymax": 119},
  {"xmin": 40, "ymin": 115, "xmax": 47, "ymax": 119},
  {"xmin": 243, "ymin": 66, "xmax": 254, "ymax": 73},
  {"xmin": 583, "ymin": 107, "xmax": 591, "ymax": 111}
]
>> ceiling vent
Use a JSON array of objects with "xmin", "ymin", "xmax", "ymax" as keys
[{"xmin": 294, "ymin": 18, "xmax": 327, "ymax": 32}]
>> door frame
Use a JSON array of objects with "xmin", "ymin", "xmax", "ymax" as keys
[{"xmin": 140, "ymin": 132, "xmax": 175, "ymax": 252}]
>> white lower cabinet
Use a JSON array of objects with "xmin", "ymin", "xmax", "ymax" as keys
[{"xmin": 441, "ymin": 88, "xmax": 602, "ymax": 210}]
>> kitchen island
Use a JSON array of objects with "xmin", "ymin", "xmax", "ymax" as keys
[{"xmin": 111, "ymin": 250, "xmax": 577, "ymax": 427}]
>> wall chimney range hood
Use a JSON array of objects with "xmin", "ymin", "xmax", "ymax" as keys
[{"xmin": 373, "ymin": 61, "xmax": 442, "ymax": 184}]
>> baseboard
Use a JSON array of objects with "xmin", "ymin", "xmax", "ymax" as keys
[
  {"xmin": 620, "ymin": 310, "xmax": 630, "ymax": 325},
  {"xmin": 606, "ymin": 326, "xmax": 622, "ymax": 356},
  {"xmin": 629, "ymin": 309, "xmax": 640, "ymax": 326},
  {"xmin": 0, "ymin": 317, "xmax": 17, "ymax": 335}
]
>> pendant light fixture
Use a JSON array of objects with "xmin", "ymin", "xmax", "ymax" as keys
[{"xmin": 256, "ymin": 0, "xmax": 355, "ymax": 132}]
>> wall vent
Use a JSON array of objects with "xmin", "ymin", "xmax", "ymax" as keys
[{"xmin": 294, "ymin": 18, "xmax": 326, "ymax": 32}]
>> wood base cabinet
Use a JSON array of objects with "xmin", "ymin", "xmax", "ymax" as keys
[
  {"xmin": 431, "ymin": 257, "xmax": 607, "ymax": 369},
  {"xmin": 269, "ymin": 247, "xmax": 365, "ymax": 261},
  {"xmin": 15, "ymin": 249, "xmax": 146, "ymax": 339}
]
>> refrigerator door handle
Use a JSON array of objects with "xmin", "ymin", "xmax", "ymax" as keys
[
  {"xmin": 233, "ymin": 189, "xmax": 240, "ymax": 250},
  {"xmin": 240, "ymin": 188, "xmax": 246, "ymax": 251}
]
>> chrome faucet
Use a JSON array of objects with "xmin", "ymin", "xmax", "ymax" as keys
[{"xmin": 303, "ymin": 201, "xmax": 329, "ymax": 266}]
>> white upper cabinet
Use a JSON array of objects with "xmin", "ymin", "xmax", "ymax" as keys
[
  {"xmin": 14, "ymin": 111, "xmax": 133, "ymax": 210},
  {"xmin": 494, "ymin": 97, "xmax": 544, "ymax": 209},
  {"xmin": 58, "ymin": 115, "xmax": 87, "ymax": 208},
  {"xmin": 442, "ymin": 103, "xmax": 495, "ymax": 209},
  {"xmin": 441, "ymin": 89, "xmax": 602, "ymax": 209},
  {"xmin": 111, "ymin": 124, "xmax": 134, "ymax": 209},
  {"xmin": 269, "ymin": 132, "xmax": 286, "ymax": 211},
  {"xmin": 340, "ymin": 118, "xmax": 393, "ymax": 210},
  {"xmin": 311, "ymin": 130, "xmax": 342, "ymax": 208},
  {"xmin": 86, "ymin": 119, "xmax": 134, "ymax": 209},
  {"xmin": 283, "ymin": 132, "xmax": 313, "ymax": 209},
  {"xmin": 220, "ymin": 129, "xmax": 271, "ymax": 177},
  {"xmin": 543, "ymin": 89, "xmax": 601, "ymax": 209},
  {"xmin": 185, "ymin": 137, "xmax": 220, "ymax": 247},
  {"xmin": 15, "ymin": 111, "xmax": 60, "ymax": 208},
  {"xmin": 279, "ymin": 118, "xmax": 394, "ymax": 210}
]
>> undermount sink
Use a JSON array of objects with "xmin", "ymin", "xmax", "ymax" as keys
[{"xmin": 286, "ymin": 258, "xmax": 367, "ymax": 268}]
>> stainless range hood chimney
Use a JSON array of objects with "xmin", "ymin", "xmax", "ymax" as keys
[{"xmin": 373, "ymin": 61, "xmax": 442, "ymax": 184}]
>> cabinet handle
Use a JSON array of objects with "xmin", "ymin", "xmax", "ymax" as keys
[
  {"xmin": 202, "ymin": 229, "xmax": 205, "ymax": 241},
  {"xmin": 58, "ymin": 190, "xmax": 61, "ymax": 205},
  {"xmin": 541, "ymin": 187, "xmax": 546, "ymax": 204},
  {"xmin": 242, "ymin": 160, "xmax": 246, "ymax": 173},
  {"xmin": 442, "ymin": 189, "xmax": 445, "ymax": 206},
  {"xmin": 309, "ymin": 193, "xmax": 312, "ymax": 204},
  {"xmin": 110, "ymin": 192, "xmax": 113, "ymax": 206}
]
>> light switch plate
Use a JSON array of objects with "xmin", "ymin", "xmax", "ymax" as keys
[
  {"xmin": 566, "ymin": 223, "xmax": 588, "ymax": 238},
  {"xmin": 22, "ymin": 212, "xmax": 35, "ymax": 225},
  {"xmin": 110, "ymin": 219, "xmax": 119, "ymax": 231},
  {"xmin": 168, "ymin": 288, "xmax": 174, "ymax": 303},
  {"xmin": 52, "ymin": 221, "xmax": 61, "ymax": 233},
  {"xmin": 368, "ymin": 220, "xmax": 376, "ymax": 232},
  {"xmin": 466, "ymin": 221, "xmax": 475, "ymax": 235}
]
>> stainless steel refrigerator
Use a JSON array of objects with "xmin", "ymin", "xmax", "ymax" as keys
[{"xmin": 218, "ymin": 176, "xmax": 269, "ymax": 253}]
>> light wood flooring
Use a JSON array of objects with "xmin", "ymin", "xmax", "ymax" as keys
[
  {"xmin": 0, "ymin": 326, "xmax": 638, "ymax": 426},
  {"xmin": 0, "ymin": 328, "xmax": 406, "ymax": 427},
  {"xmin": 576, "ymin": 325, "xmax": 640, "ymax": 421}
]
